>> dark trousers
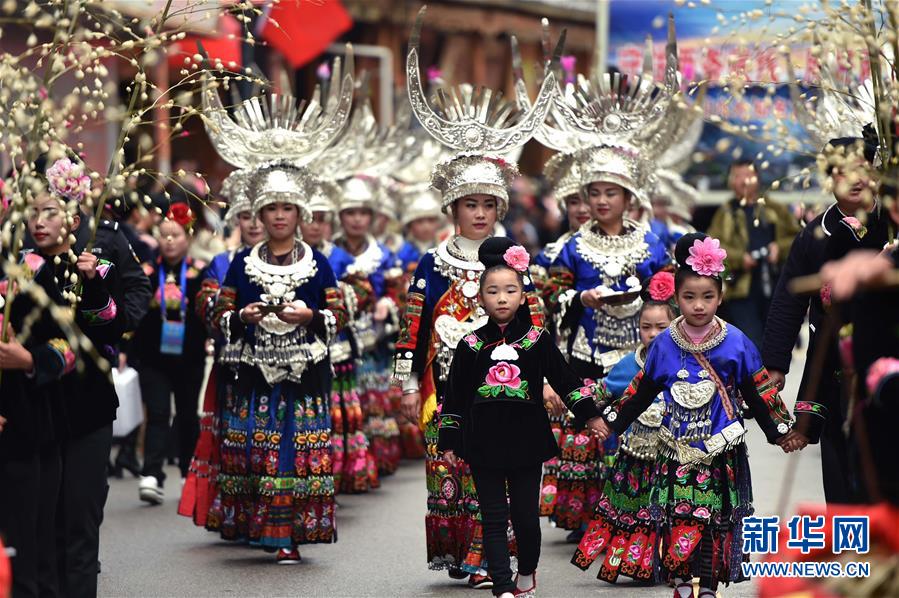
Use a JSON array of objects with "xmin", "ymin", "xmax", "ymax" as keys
[
  {"xmin": 56, "ymin": 425, "xmax": 112, "ymax": 598},
  {"xmin": 138, "ymin": 362, "xmax": 203, "ymax": 484},
  {"xmin": 471, "ymin": 463, "xmax": 542, "ymax": 596},
  {"xmin": 0, "ymin": 443, "xmax": 61, "ymax": 598}
]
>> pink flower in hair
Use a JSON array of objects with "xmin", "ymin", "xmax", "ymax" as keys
[
  {"xmin": 686, "ymin": 237, "xmax": 727, "ymax": 277},
  {"xmin": 46, "ymin": 158, "xmax": 91, "ymax": 203},
  {"xmin": 866, "ymin": 357, "xmax": 899, "ymax": 395},
  {"xmin": 647, "ymin": 271, "xmax": 675, "ymax": 301},
  {"xmin": 426, "ymin": 66, "xmax": 443, "ymax": 83},
  {"xmin": 503, "ymin": 245, "xmax": 530, "ymax": 272}
]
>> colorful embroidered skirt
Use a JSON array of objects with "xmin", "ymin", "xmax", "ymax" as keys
[
  {"xmin": 543, "ymin": 412, "xmax": 611, "ymax": 530},
  {"xmin": 330, "ymin": 360, "xmax": 379, "ymax": 493},
  {"xmin": 424, "ymin": 410, "xmax": 481, "ymax": 571},
  {"xmin": 572, "ymin": 452, "xmax": 659, "ymax": 582},
  {"xmin": 205, "ymin": 373, "xmax": 336, "ymax": 549},
  {"xmin": 358, "ymin": 352, "xmax": 402, "ymax": 475},
  {"xmin": 573, "ymin": 445, "xmax": 753, "ymax": 586}
]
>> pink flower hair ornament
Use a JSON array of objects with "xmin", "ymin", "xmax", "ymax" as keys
[
  {"xmin": 503, "ymin": 245, "xmax": 530, "ymax": 272},
  {"xmin": 46, "ymin": 158, "xmax": 91, "ymax": 204},
  {"xmin": 686, "ymin": 236, "xmax": 727, "ymax": 278},
  {"xmin": 647, "ymin": 271, "xmax": 676, "ymax": 302}
]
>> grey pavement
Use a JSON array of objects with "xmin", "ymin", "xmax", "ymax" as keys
[{"xmin": 98, "ymin": 350, "xmax": 823, "ymax": 597}]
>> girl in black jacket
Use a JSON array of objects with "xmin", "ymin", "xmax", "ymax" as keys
[{"xmin": 438, "ymin": 237, "xmax": 605, "ymax": 598}]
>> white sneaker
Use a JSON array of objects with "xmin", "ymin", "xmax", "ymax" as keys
[{"xmin": 139, "ymin": 476, "xmax": 164, "ymax": 505}]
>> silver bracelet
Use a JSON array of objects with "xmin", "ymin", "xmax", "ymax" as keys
[{"xmin": 402, "ymin": 388, "xmax": 420, "ymax": 395}]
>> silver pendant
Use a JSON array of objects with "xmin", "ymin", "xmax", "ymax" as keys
[
  {"xmin": 677, "ymin": 369, "xmax": 690, "ymax": 380},
  {"xmin": 698, "ymin": 369, "xmax": 710, "ymax": 379},
  {"xmin": 461, "ymin": 280, "xmax": 478, "ymax": 298}
]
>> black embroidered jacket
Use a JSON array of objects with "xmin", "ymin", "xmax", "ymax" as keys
[{"xmin": 437, "ymin": 317, "xmax": 603, "ymax": 469}]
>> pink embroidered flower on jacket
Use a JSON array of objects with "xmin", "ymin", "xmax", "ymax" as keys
[
  {"xmin": 486, "ymin": 361, "xmax": 522, "ymax": 389},
  {"xmin": 647, "ymin": 271, "xmax": 676, "ymax": 301},
  {"xmin": 866, "ymin": 357, "xmax": 899, "ymax": 394},
  {"xmin": 464, "ymin": 333, "xmax": 478, "ymax": 347},
  {"xmin": 526, "ymin": 328, "xmax": 540, "ymax": 342},
  {"xmin": 46, "ymin": 158, "xmax": 91, "ymax": 203},
  {"xmin": 503, "ymin": 245, "xmax": 530, "ymax": 272},
  {"xmin": 841, "ymin": 216, "xmax": 868, "ymax": 238},
  {"xmin": 686, "ymin": 236, "xmax": 727, "ymax": 277}
]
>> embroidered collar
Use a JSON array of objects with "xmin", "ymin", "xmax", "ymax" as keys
[
  {"xmin": 337, "ymin": 234, "xmax": 383, "ymax": 276},
  {"xmin": 668, "ymin": 315, "xmax": 728, "ymax": 353},
  {"xmin": 435, "ymin": 236, "xmax": 485, "ymax": 272},
  {"xmin": 469, "ymin": 318, "xmax": 543, "ymax": 350},
  {"xmin": 820, "ymin": 201, "xmax": 878, "ymax": 237},
  {"xmin": 574, "ymin": 218, "xmax": 650, "ymax": 283},
  {"xmin": 542, "ymin": 230, "xmax": 574, "ymax": 263},
  {"xmin": 635, "ymin": 345, "xmax": 647, "ymax": 368}
]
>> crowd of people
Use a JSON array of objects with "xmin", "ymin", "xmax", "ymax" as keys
[{"xmin": 1, "ymin": 17, "xmax": 898, "ymax": 598}]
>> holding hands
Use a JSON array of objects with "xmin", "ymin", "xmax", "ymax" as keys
[
  {"xmin": 586, "ymin": 416, "xmax": 612, "ymax": 442},
  {"xmin": 443, "ymin": 449, "xmax": 458, "ymax": 468},
  {"xmin": 777, "ymin": 429, "xmax": 809, "ymax": 453}
]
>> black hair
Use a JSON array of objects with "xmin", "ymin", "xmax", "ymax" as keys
[
  {"xmin": 638, "ymin": 281, "xmax": 678, "ymax": 320},
  {"xmin": 823, "ymin": 135, "xmax": 876, "ymax": 175},
  {"xmin": 477, "ymin": 236, "xmax": 525, "ymax": 292},
  {"xmin": 726, "ymin": 158, "xmax": 756, "ymax": 181},
  {"xmin": 639, "ymin": 297, "xmax": 677, "ymax": 321},
  {"xmin": 673, "ymin": 232, "xmax": 724, "ymax": 293}
]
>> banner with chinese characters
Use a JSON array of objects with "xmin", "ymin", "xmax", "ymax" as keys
[{"xmin": 608, "ymin": 0, "xmax": 823, "ymax": 191}]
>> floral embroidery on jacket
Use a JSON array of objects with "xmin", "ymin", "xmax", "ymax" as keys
[{"xmin": 478, "ymin": 361, "xmax": 529, "ymax": 399}]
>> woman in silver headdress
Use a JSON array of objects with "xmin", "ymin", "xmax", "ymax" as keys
[
  {"xmin": 333, "ymin": 175, "xmax": 405, "ymax": 478},
  {"xmin": 394, "ymin": 8, "xmax": 557, "ymax": 584},
  {"xmin": 300, "ymin": 177, "xmax": 379, "ymax": 494},
  {"xmin": 203, "ymin": 162, "xmax": 347, "ymax": 563}
]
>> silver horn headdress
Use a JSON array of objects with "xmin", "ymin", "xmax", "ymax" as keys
[
  {"xmin": 201, "ymin": 45, "xmax": 355, "ymax": 169},
  {"xmin": 407, "ymin": 6, "xmax": 558, "ymax": 212},
  {"xmin": 514, "ymin": 15, "xmax": 704, "ymax": 210}
]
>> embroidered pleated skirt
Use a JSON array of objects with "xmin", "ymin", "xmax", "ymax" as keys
[
  {"xmin": 573, "ymin": 444, "xmax": 753, "ymax": 586},
  {"xmin": 330, "ymin": 359, "xmax": 379, "ymax": 493},
  {"xmin": 205, "ymin": 365, "xmax": 336, "ymax": 548}
]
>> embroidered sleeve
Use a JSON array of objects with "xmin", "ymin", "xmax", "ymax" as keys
[
  {"xmin": 393, "ymin": 256, "xmax": 438, "ymax": 382},
  {"xmin": 195, "ymin": 277, "xmax": 220, "ymax": 331},
  {"xmin": 393, "ymin": 289, "xmax": 424, "ymax": 381},
  {"xmin": 212, "ymin": 286, "xmax": 238, "ymax": 336},
  {"xmin": 541, "ymin": 333, "xmax": 601, "ymax": 425},
  {"xmin": 436, "ymin": 339, "xmax": 470, "ymax": 454},
  {"xmin": 78, "ymin": 259, "xmax": 118, "ymax": 326},
  {"xmin": 545, "ymin": 265, "xmax": 575, "ymax": 313},
  {"xmin": 30, "ymin": 337, "xmax": 77, "ymax": 385},
  {"xmin": 324, "ymin": 285, "xmax": 348, "ymax": 333},
  {"xmin": 603, "ymin": 369, "xmax": 665, "ymax": 435},
  {"xmin": 739, "ymin": 367, "xmax": 794, "ymax": 444},
  {"xmin": 738, "ymin": 335, "xmax": 793, "ymax": 443},
  {"xmin": 342, "ymin": 273, "xmax": 374, "ymax": 313}
]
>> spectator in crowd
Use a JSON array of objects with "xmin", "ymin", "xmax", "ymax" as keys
[{"xmin": 707, "ymin": 159, "xmax": 800, "ymax": 348}]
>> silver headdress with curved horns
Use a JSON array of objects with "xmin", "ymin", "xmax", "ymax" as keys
[
  {"xmin": 407, "ymin": 6, "xmax": 559, "ymax": 154},
  {"xmin": 221, "ymin": 169, "xmax": 252, "ymax": 222},
  {"xmin": 786, "ymin": 54, "xmax": 876, "ymax": 150},
  {"xmin": 201, "ymin": 44, "xmax": 355, "ymax": 169}
]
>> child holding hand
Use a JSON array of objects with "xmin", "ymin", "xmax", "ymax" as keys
[
  {"xmin": 438, "ymin": 237, "xmax": 606, "ymax": 598},
  {"xmin": 588, "ymin": 233, "xmax": 804, "ymax": 598}
]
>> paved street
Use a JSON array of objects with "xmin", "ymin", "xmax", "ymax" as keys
[{"xmin": 98, "ymin": 351, "xmax": 823, "ymax": 597}]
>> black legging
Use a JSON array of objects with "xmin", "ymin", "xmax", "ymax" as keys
[
  {"xmin": 139, "ymin": 362, "xmax": 204, "ymax": 484},
  {"xmin": 0, "ymin": 443, "xmax": 61, "ymax": 598},
  {"xmin": 470, "ymin": 463, "xmax": 542, "ymax": 596}
]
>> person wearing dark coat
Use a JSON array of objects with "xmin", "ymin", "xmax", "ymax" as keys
[
  {"xmin": 0, "ymin": 251, "xmax": 73, "ymax": 598},
  {"xmin": 438, "ymin": 237, "xmax": 603, "ymax": 598},
  {"xmin": 761, "ymin": 136, "xmax": 880, "ymax": 504}
]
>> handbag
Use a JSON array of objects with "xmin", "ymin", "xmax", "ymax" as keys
[{"xmin": 112, "ymin": 366, "xmax": 144, "ymax": 437}]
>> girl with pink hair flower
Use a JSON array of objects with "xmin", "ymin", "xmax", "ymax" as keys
[{"xmin": 580, "ymin": 233, "xmax": 804, "ymax": 598}]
